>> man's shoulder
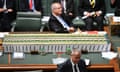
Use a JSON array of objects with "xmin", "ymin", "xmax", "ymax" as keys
[{"xmin": 49, "ymin": 14, "xmax": 57, "ymax": 20}]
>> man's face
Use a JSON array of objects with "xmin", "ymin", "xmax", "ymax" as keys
[
  {"xmin": 53, "ymin": 4, "xmax": 62, "ymax": 15},
  {"xmin": 71, "ymin": 54, "xmax": 81, "ymax": 64}
]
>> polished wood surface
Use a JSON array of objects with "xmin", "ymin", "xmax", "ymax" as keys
[
  {"xmin": 0, "ymin": 64, "xmax": 114, "ymax": 70},
  {"xmin": 0, "ymin": 39, "xmax": 2, "ymax": 45},
  {"xmin": 109, "ymin": 16, "xmax": 120, "ymax": 25}
]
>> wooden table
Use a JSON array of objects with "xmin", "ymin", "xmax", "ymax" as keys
[
  {"xmin": 109, "ymin": 16, "xmax": 120, "ymax": 36},
  {"xmin": 0, "ymin": 32, "xmax": 119, "ymax": 72}
]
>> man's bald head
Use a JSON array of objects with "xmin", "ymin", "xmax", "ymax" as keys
[
  {"xmin": 71, "ymin": 50, "xmax": 81, "ymax": 56},
  {"xmin": 51, "ymin": 2, "xmax": 62, "ymax": 16},
  {"xmin": 70, "ymin": 49, "xmax": 81, "ymax": 64}
]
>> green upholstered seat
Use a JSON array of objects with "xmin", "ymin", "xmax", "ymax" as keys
[{"xmin": 13, "ymin": 12, "xmax": 41, "ymax": 32}]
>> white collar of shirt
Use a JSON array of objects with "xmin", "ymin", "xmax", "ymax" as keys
[
  {"xmin": 61, "ymin": 0, "xmax": 66, "ymax": 13},
  {"xmin": 70, "ymin": 59, "xmax": 80, "ymax": 72},
  {"xmin": 3, "ymin": 0, "xmax": 7, "ymax": 9}
]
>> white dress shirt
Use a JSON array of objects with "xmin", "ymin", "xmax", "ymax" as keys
[{"xmin": 61, "ymin": 0, "xmax": 66, "ymax": 13}]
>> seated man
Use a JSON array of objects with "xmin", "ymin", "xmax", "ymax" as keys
[
  {"xmin": 78, "ymin": 0, "xmax": 106, "ymax": 31},
  {"xmin": 17, "ymin": 0, "xmax": 42, "ymax": 13},
  {"xmin": 48, "ymin": 2, "xmax": 75, "ymax": 33},
  {"xmin": 56, "ymin": 49, "xmax": 87, "ymax": 72},
  {"xmin": 53, "ymin": 0, "xmax": 76, "ymax": 21},
  {"xmin": 111, "ymin": 0, "xmax": 120, "ymax": 16},
  {"xmin": 0, "ymin": 0, "xmax": 16, "ymax": 32}
]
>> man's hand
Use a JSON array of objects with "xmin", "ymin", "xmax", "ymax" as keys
[
  {"xmin": 68, "ymin": 13, "xmax": 73, "ymax": 16},
  {"xmin": 0, "ymin": 8, "xmax": 5, "ymax": 12},
  {"xmin": 7, "ymin": 9, "xmax": 13, "ymax": 12},
  {"xmin": 95, "ymin": 11, "xmax": 102, "ymax": 16},
  {"xmin": 69, "ymin": 27, "xmax": 75, "ymax": 32},
  {"xmin": 84, "ymin": 12, "xmax": 91, "ymax": 17}
]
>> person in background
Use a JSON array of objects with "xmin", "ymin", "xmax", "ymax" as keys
[
  {"xmin": 53, "ymin": 0, "xmax": 76, "ymax": 21},
  {"xmin": 0, "ymin": 0, "xmax": 16, "ymax": 32},
  {"xmin": 78, "ymin": 0, "xmax": 106, "ymax": 31},
  {"xmin": 56, "ymin": 49, "xmax": 87, "ymax": 72},
  {"xmin": 111, "ymin": 0, "xmax": 120, "ymax": 16},
  {"xmin": 48, "ymin": 2, "xmax": 75, "ymax": 33},
  {"xmin": 17, "ymin": 0, "xmax": 42, "ymax": 13}
]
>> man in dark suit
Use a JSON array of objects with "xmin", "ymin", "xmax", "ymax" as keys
[
  {"xmin": 111, "ymin": 0, "xmax": 120, "ymax": 16},
  {"xmin": 53, "ymin": 0, "xmax": 76, "ymax": 21},
  {"xmin": 48, "ymin": 2, "xmax": 75, "ymax": 33},
  {"xmin": 0, "ymin": 0, "xmax": 16, "ymax": 32},
  {"xmin": 17, "ymin": 0, "xmax": 42, "ymax": 13},
  {"xmin": 78, "ymin": 0, "xmax": 106, "ymax": 31},
  {"xmin": 56, "ymin": 49, "xmax": 87, "ymax": 72}
]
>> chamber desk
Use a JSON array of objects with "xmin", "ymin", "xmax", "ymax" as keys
[{"xmin": 0, "ymin": 52, "xmax": 118, "ymax": 71}]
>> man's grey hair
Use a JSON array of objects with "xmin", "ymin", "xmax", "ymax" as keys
[
  {"xmin": 71, "ymin": 48, "xmax": 81, "ymax": 56},
  {"xmin": 51, "ymin": 2, "xmax": 61, "ymax": 10}
]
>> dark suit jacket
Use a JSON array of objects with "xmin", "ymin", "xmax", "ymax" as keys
[
  {"xmin": 111, "ymin": 0, "xmax": 120, "ymax": 16},
  {"xmin": 56, "ymin": 59, "xmax": 87, "ymax": 72},
  {"xmin": 18, "ymin": 0, "xmax": 42, "ymax": 12},
  {"xmin": 78, "ymin": 0, "xmax": 106, "ymax": 16},
  {"xmin": 0, "ymin": 0, "xmax": 16, "ymax": 21},
  {"xmin": 48, "ymin": 14, "xmax": 73, "ymax": 33},
  {"xmin": 111, "ymin": 0, "xmax": 120, "ymax": 8},
  {"xmin": 53, "ymin": 0, "xmax": 76, "ymax": 19}
]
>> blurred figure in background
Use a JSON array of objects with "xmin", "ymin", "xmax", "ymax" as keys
[
  {"xmin": 111, "ymin": 0, "xmax": 120, "ymax": 16},
  {"xmin": 17, "ymin": 0, "xmax": 42, "ymax": 14},
  {"xmin": 0, "ymin": 0, "xmax": 16, "ymax": 32},
  {"xmin": 78, "ymin": 0, "xmax": 106, "ymax": 31}
]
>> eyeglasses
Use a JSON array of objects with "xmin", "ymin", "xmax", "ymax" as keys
[{"xmin": 53, "ymin": 7, "xmax": 62, "ymax": 10}]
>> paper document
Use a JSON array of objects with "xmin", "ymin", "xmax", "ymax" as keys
[
  {"xmin": 0, "ymin": 32, "xmax": 9, "ymax": 38},
  {"xmin": 101, "ymin": 52, "xmax": 118, "ymax": 60},
  {"xmin": 52, "ymin": 57, "xmax": 67, "ymax": 64},
  {"xmin": 113, "ymin": 16, "xmax": 120, "ymax": 22},
  {"xmin": 41, "ymin": 16, "xmax": 50, "ymax": 22},
  {"xmin": 84, "ymin": 59, "xmax": 90, "ymax": 66},
  {"xmin": 13, "ymin": 52, "xmax": 25, "ymax": 59}
]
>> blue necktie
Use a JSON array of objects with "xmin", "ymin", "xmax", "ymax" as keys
[{"xmin": 56, "ymin": 16, "xmax": 70, "ymax": 30}]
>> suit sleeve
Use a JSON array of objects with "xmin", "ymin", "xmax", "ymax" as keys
[
  {"xmin": 48, "ymin": 17, "xmax": 69, "ymax": 33},
  {"xmin": 36, "ymin": 0, "xmax": 42, "ymax": 12},
  {"xmin": 67, "ymin": 0, "xmax": 75, "ymax": 14},
  {"xmin": 78, "ymin": 0, "xmax": 85, "ymax": 16},
  {"xmin": 56, "ymin": 63, "xmax": 65, "ymax": 72},
  {"xmin": 100, "ymin": 0, "xmax": 106, "ymax": 16},
  {"xmin": 79, "ymin": 60, "xmax": 88, "ymax": 72}
]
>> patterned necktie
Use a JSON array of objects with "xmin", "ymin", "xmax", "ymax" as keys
[{"xmin": 90, "ymin": 0, "xmax": 95, "ymax": 8}]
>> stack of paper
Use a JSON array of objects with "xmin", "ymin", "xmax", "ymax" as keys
[
  {"xmin": 101, "ymin": 52, "xmax": 118, "ymax": 60},
  {"xmin": 0, "ymin": 32, "xmax": 9, "ymax": 38},
  {"xmin": 113, "ymin": 16, "xmax": 120, "ymax": 22},
  {"xmin": 13, "ymin": 52, "xmax": 25, "ymax": 59},
  {"xmin": 52, "ymin": 57, "xmax": 67, "ymax": 64}
]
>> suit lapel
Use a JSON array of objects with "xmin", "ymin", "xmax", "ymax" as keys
[{"xmin": 67, "ymin": 59, "xmax": 74, "ymax": 72}]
